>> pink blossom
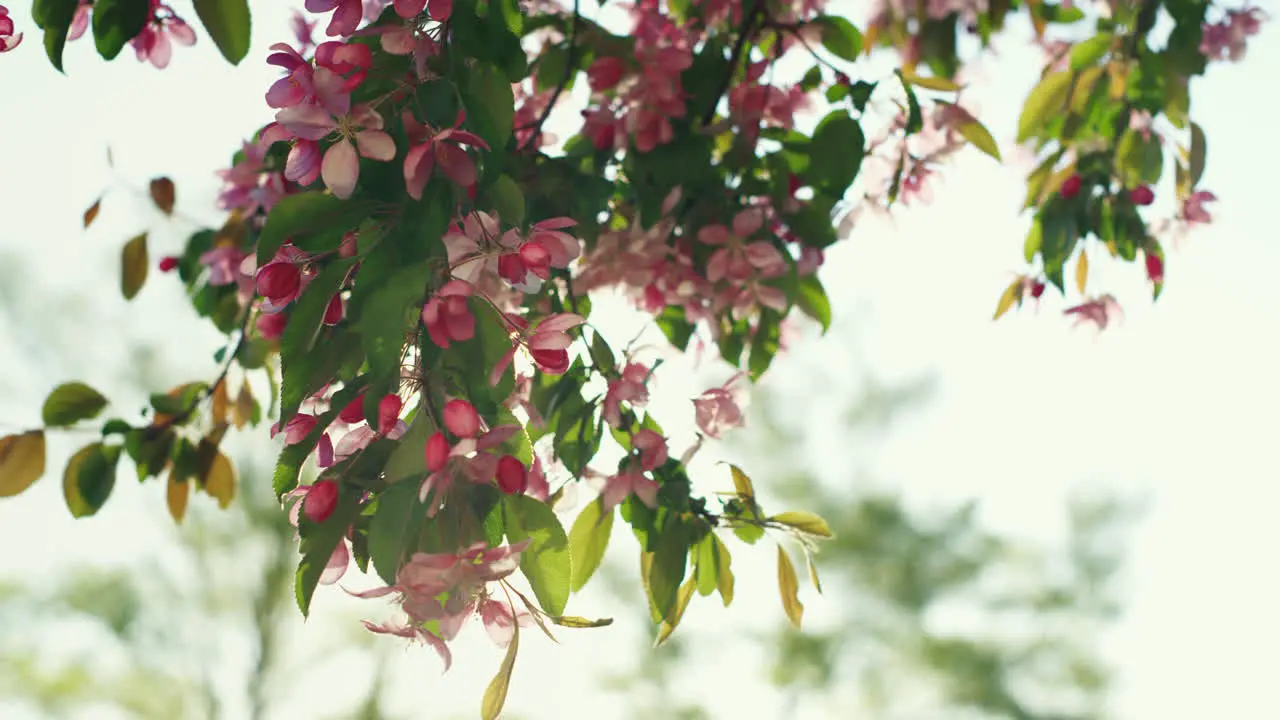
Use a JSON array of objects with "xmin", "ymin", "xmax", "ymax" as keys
[
  {"xmin": 1064, "ymin": 294, "xmax": 1124, "ymax": 331},
  {"xmin": 631, "ymin": 429, "xmax": 668, "ymax": 471},
  {"xmin": 256, "ymin": 310, "xmax": 288, "ymax": 340},
  {"xmin": 602, "ymin": 362, "xmax": 653, "ymax": 428},
  {"xmin": 1182, "ymin": 190, "xmax": 1216, "ymax": 226},
  {"xmin": 600, "ymin": 465, "xmax": 659, "ymax": 513},
  {"xmin": 306, "ymin": 0, "xmax": 365, "ymax": 37},
  {"xmin": 402, "ymin": 109, "xmax": 491, "ymax": 199},
  {"xmin": 67, "ymin": 2, "xmax": 91, "ymax": 41},
  {"xmin": 0, "ymin": 4, "xmax": 23, "ymax": 52},
  {"xmin": 303, "ymin": 479, "xmax": 340, "ymax": 523},
  {"xmin": 275, "ymin": 103, "xmax": 395, "ymax": 198},
  {"xmin": 693, "ymin": 374, "xmax": 747, "ymax": 439},
  {"xmin": 528, "ymin": 313, "xmax": 586, "ymax": 374},
  {"xmin": 200, "ymin": 245, "xmax": 250, "ymax": 286},
  {"xmin": 422, "ymin": 280, "xmax": 476, "ymax": 348},
  {"xmin": 377, "ymin": 394, "xmax": 403, "ymax": 436},
  {"xmin": 698, "ymin": 209, "xmax": 786, "ymax": 283},
  {"xmin": 131, "ymin": 2, "xmax": 197, "ymax": 70},
  {"xmin": 1201, "ymin": 7, "xmax": 1266, "ymax": 62},
  {"xmin": 394, "ymin": 0, "xmax": 453, "ymax": 20},
  {"xmin": 271, "ymin": 413, "xmax": 319, "ymax": 444},
  {"xmin": 290, "ymin": 10, "xmax": 318, "ymax": 52}
]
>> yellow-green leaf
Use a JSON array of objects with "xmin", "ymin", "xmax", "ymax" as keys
[
  {"xmin": 166, "ymin": 471, "xmax": 190, "ymax": 524},
  {"xmin": 83, "ymin": 197, "xmax": 102, "ymax": 228},
  {"xmin": 203, "ymin": 451, "xmax": 236, "ymax": 509},
  {"xmin": 480, "ymin": 620, "xmax": 519, "ymax": 720},
  {"xmin": 569, "ymin": 497, "xmax": 613, "ymax": 592},
  {"xmin": 1075, "ymin": 250, "xmax": 1089, "ymax": 294},
  {"xmin": 900, "ymin": 71, "xmax": 961, "ymax": 92},
  {"xmin": 770, "ymin": 510, "xmax": 834, "ymax": 538},
  {"xmin": 42, "ymin": 382, "xmax": 108, "ymax": 427},
  {"xmin": 0, "ymin": 431, "xmax": 47, "ymax": 497},
  {"xmin": 1189, "ymin": 122, "xmax": 1206, "ymax": 187},
  {"xmin": 806, "ymin": 553, "xmax": 823, "ymax": 595},
  {"xmin": 655, "ymin": 576, "xmax": 697, "ymax": 647},
  {"xmin": 957, "ymin": 120, "xmax": 1002, "ymax": 161},
  {"xmin": 148, "ymin": 177, "xmax": 175, "ymax": 215},
  {"xmin": 549, "ymin": 615, "xmax": 614, "ymax": 628},
  {"xmin": 713, "ymin": 534, "xmax": 734, "ymax": 606},
  {"xmin": 993, "ymin": 278, "xmax": 1022, "ymax": 321},
  {"xmin": 728, "ymin": 464, "xmax": 755, "ymax": 500},
  {"xmin": 694, "ymin": 533, "xmax": 718, "ymax": 597},
  {"xmin": 121, "ymin": 232, "xmax": 149, "ymax": 300},
  {"xmin": 776, "ymin": 545, "xmax": 804, "ymax": 628},
  {"xmin": 1017, "ymin": 71, "xmax": 1074, "ymax": 143}
]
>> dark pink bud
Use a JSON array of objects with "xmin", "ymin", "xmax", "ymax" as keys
[
  {"xmin": 497, "ymin": 253, "xmax": 526, "ymax": 285},
  {"xmin": 303, "ymin": 480, "xmax": 339, "ymax": 524},
  {"xmin": 425, "ymin": 431, "xmax": 449, "ymax": 472},
  {"xmin": 338, "ymin": 394, "xmax": 366, "ymax": 424},
  {"xmin": 1145, "ymin": 251, "xmax": 1164, "ymax": 284},
  {"xmin": 322, "ymin": 293, "xmax": 344, "ymax": 326},
  {"xmin": 531, "ymin": 347, "xmax": 570, "ymax": 375},
  {"xmin": 159, "ymin": 256, "xmax": 180, "ymax": 273},
  {"xmin": 587, "ymin": 56, "xmax": 626, "ymax": 93},
  {"xmin": 1129, "ymin": 185, "xmax": 1155, "ymax": 206},
  {"xmin": 496, "ymin": 455, "xmax": 528, "ymax": 495},
  {"xmin": 339, "ymin": 231, "xmax": 359, "ymax": 258},
  {"xmin": 256, "ymin": 311, "xmax": 288, "ymax": 340},
  {"xmin": 1060, "ymin": 174, "xmax": 1082, "ymax": 200},
  {"xmin": 443, "ymin": 399, "xmax": 480, "ymax": 438},
  {"xmin": 519, "ymin": 242, "xmax": 551, "ymax": 279},
  {"xmin": 377, "ymin": 394, "xmax": 403, "ymax": 435},
  {"xmin": 1031, "ymin": 281, "xmax": 1046, "ymax": 299},
  {"xmin": 255, "ymin": 262, "xmax": 301, "ymax": 303}
]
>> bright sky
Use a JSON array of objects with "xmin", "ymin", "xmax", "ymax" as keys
[{"xmin": 1, "ymin": 2, "xmax": 1279, "ymax": 719}]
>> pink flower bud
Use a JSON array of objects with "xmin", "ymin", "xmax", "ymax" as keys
[
  {"xmin": 159, "ymin": 256, "xmax": 181, "ymax": 272},
  {"xmin": 1129, "ymin": 185, "xmax": 1155, "ymax": 206},
  {"xmin": 1031, "ymin": 280, "xmax": 1046, "ymax": 299},
  {"xmin": 377, "ymin": 394, "xmax": 403, "ymax": 436},
  {"xmin": 304, "ymin": 480, "xmax": 339, "ymax": 524},
  {"xmin": 339, "ymin": 231, "xmax": 359, "ymax": 257},
  {"xmin": 425, "ymin": 431, "xmax": 449, "ymax": 472},
  {"xmin": 443, "ymin": 399, "xmax": 480, "ymax": 438},
  {"xmin": 256, "ymin": 262, "xmax": 302, "ymax": 304},
  {"xmin": 496, "ymin": 455, "xmax": 528, "ymax": 495},
  {"xmin": 530, "ymin": 347, "xmax": 570, "ymax": 375}
]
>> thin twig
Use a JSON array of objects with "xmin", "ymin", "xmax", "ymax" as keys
[
  {"xmin": 701, "ymin": 0, "xmax": 765, "ymax": 126},
  {"xmin": 520, "ymin": 0, "xmax": 582, "ymax": 152}
]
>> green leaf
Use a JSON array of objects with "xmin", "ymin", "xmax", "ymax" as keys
[
  {"xmin": 278, "ymin": 260, "xmax": 357, "ymax": 427},
  {"xmin": 568, "ymin": 498, "xmax": 614, "ymax": 592},
  {"xmin": 794, "ymin": 275, "xmax": 832, "ymax": 333},
  {"xmin": 812, "ymin": 15, "xmax": 862, "ymax": 61},
  {"xmin": 694, "ymin": 532, "xmax": 718, "ymax": 597},
  {"xmin": 1115, "ymin": 127, "xmax": 1164, "ymax": 187},
  {"xmin": 121, "ymin": 232, "xmax": 149, "ymax": 300},
  {"xmin": 896, "ymin": 70, "xmax": 924, "ymax": 134},
  {"xmin": 354, "ymin": 261, "xmax": 432, "ymax": 383},
  {"xmin": 295, "ymin": 487, "xmax": 360, "ymax": 616},
  {"xmin": 648, "ymin": 522, "xmax": 689, "ymax": 622},
  {"xmin": 62, "ymin": 442, "xmax": 120, "ymax": 518},
  {"xmin": 91, "ymin": 0, "xmax": 150, "ymax": 61},
  {"xmin": 1017, "ymin": 71, "xmax": 1074, "ymax": 143},
  {"xmin": 1070, "ymin": 33, "xmax": 1113, "ymax": 70},
  {"xmin": 193, "ymin": 0, "xmax": 251, "ymax": 65},
  {"xmin": 490, "ymin": 174, "xmax": 526, "ymax": 226},
  {"xmin": 503, "ymin": 494, "xmax": 572, "ymax": 616},
  {"xmin": 42, "ymin": 382, "xmax": 109, "ymax": 427},
  {"xmin": 257, "ymin": 192, "xmax": 372, "ymax": 265},
  {"xmin": 368, "ymin": 478, "xmax": 424, "ymax": 584},
  {"xmin": 806, "ymin": 110, "xmax": 866, "ymax": 196},
  {"xmin": 654, "ymin": 576, "xmax": 696, "ymax": 646},
  {"xmin": 480, "ymin": 618, "xmax": 519, "ymax": 720},
  {"xmin": 467, "ymin": 63, "xmax": 516, "ymax": 154},
  {"xmin": 770, "ymin": 510, "xmax": 834, "ymax": 538},
  {"xmin": 776, "ymin": 544, "xmax": 804, "ymax": 628},
  {"xmin": 34, "ymin": 0, "xmax": 79, "ymax": 72}
]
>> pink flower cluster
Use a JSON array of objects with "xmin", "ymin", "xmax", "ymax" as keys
[
  {"xmin": 1201, "ymin": 6, "xmax": 1266, "ymax": 62},
  {"xmin": 581, "ymin": 2, "xmax": 694, "ymax": 152},
  {"xmin": 0, "ymin": 4, "xmax": 21, "ymax": 53}
]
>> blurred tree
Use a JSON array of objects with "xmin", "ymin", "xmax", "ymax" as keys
[
  {"xmin": 0, "ymin": 459, "xmax": 404, "ymax": 720},
  {"xmin": 599, "ymin": 331, "xmax": 1132, "ymax": 720}
]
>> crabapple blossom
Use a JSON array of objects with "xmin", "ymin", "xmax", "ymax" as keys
[
  {"xmin": 1064, "ymin": 295, "xmax": 1125, "ymax": 331},
  {"xmin": 1182, "ymin": 191, "xmax": 1216, "ymax": 226},
  {"xmin": 274, "ymin": 103, "xmax": 395, "ymax": 199},
  {"xmin": 402, "ymin": 109, "xmax": 490, "ymax": 199},
  {"xmin": 0, "ymin": 4, "xmax": 22, "ymax": 52},
  {"xmin": 422, "ymin": 280, "xmax": 477, "ymax": 348},
  {"xmin": 306, "ymin": 0, "xmax": 365, "ymax": 37},
  {"xmin": 303, "ymin": 479, "xmax": 340, "ymax": 523},
  {"xmin": 131, "ymin": 1, "xmax": 196, "ymax": 69},
  {"xmin": 693, "ymin": 374, "xmax": 747, "ymax": 439}
]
